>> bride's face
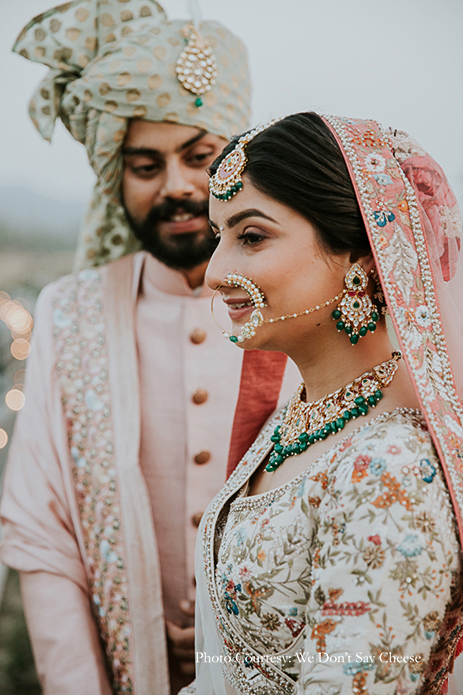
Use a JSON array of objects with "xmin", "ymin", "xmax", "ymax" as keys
[{"xmin": 207, "ymin": 175, "xmax": 353, "ymax": 354}]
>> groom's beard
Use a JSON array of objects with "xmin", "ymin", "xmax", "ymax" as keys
[{"xmin": 124, "ymin": 197, "xmax": 216, "ymax": 270}]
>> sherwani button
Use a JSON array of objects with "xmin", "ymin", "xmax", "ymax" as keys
[
  {"xmin": 192, "ymin": 389, "xmax": 208, "ymax": 405},
  {"xmin": 190, "ymin": 328, "xmax": 206, "ymax": 344},
  {"xmin": 194, "ymin": 450, "xmax": 211, "ymax": 465},
  {"xmin": 191, "ymin": 511, "xmax": 203, "ymax": 527}
]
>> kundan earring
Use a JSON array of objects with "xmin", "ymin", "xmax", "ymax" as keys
[{"xmin": 332, "ymin": 263, "xmax": 379, "ymax": 345}]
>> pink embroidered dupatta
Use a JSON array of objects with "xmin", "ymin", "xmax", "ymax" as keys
[{"xmin": 321, "ymin": 116, "xmax": 463, "ymax": 551}]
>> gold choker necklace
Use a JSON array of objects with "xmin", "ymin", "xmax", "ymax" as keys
[{"xmin": 266, "ymin": 352, "xmax": 401, "ymax": 473}]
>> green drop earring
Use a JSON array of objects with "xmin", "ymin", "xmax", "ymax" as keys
[{"xmin": 332, "ymin": 264, "xmax": 379, "ymax": 345}]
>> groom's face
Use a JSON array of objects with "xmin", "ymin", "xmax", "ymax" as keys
[{"xmin": 122, "ymin": 120, "xmax": 227, "ymax": 270}]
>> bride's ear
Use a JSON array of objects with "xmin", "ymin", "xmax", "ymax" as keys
[{"xmin": 349, "ymin": 251, "xmax": 375, "ymax": 276}]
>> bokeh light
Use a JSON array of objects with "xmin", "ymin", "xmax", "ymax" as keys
[
  {"xmin": 0, "ymin": 429, "xmax": 8, "ymax": 449},
  {"xmin": 2, "ymin": 300, "xmax": 33, "ymax": 335},
  {"xmin": 1, "ymin": 293, "xmax": 33, "ymax": 416},
  {"xmin": 1, "ymin": 294, "xmax": 33, "ymax": 374},
  {"xmin": 11, "ymin": 338, "xmax": 31, "ymax": 360},
  {"xmin": 5, "ymin": 389, "xmax": 26, "ymax": 412}
]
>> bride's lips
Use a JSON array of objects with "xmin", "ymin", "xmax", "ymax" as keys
[
  {"xmin": 159, "ymin": 213, "xmax": 208, "ymax": 235},
  {"xmin": 223, "ymin": 296, "xmax": 254, "ymax": 321}
]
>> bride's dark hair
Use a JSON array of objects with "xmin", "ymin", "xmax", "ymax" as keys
[{"xmin": 209, "ymin": 112, "xmax": 370, "ymax": 258}]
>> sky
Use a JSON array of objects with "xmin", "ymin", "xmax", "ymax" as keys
[{"xmin": 1, "ymin": 0, "xmax": 462, "ymax": 205}]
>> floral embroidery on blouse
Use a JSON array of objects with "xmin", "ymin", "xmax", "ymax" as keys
[{"xmin": 213, "ymin": 410, "xmax": 462, "ymax": 694}]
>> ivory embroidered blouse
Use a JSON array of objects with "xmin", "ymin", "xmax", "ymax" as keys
[{"xmin": 193, "ymin": 409, "xmax": 462, "ymax": 694}]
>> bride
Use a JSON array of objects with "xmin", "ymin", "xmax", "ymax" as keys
[{"xmin": 181, "ymin": 112, "xmax": 463, "ymax": 694}]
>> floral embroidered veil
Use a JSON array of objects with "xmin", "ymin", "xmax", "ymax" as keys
[{"xmin": 192, "ymin": 114, "xmax": 463, "ymax": 693}]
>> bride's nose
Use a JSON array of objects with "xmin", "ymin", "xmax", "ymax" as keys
[{"xmin": 205, "ymin": 236, "xmax": 231, "ymax": 291}]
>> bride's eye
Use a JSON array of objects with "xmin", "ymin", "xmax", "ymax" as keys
[{"xmin": 237, "ymin": 230, "xmax": 265, "ymax": 246}]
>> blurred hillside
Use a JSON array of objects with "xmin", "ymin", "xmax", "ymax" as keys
[{"xmin": 0, "ymin": 185, "xmax": 83, "ymax": 252}]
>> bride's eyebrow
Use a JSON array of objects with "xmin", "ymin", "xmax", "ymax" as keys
[
  {"xmin": 209, "ymin": 209, "xmax": 278, "ymax": 231},
  {"xmin": 226, "ymin": 209, "xmax": 277, "ymax": 228}
]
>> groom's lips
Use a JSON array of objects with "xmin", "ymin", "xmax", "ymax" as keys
[{"xmin": 159, "ymin": 213, "xmax": 208, "ymax": 235}]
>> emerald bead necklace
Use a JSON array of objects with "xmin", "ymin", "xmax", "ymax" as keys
[{"xmin": 266, "ymin": 352, "xmax": 401, "ymax": 473}]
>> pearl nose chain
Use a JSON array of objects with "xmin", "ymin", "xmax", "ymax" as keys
[
  {"xmin": 211, "ymin": 272, "xmax": 346, "ymax": 345},
  {"xmin": 211, "ymin": 272, "xmax": 266, "ymax": 343}
]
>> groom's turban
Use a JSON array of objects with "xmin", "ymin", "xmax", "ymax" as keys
[{"xmin": 14, "ymin": 0, "xmax": 251, "ymax": 268}]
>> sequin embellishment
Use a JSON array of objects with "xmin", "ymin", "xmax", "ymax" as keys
[{"xmin": 53, "ymin": 269, "xmax": 134, "ymax": 693}]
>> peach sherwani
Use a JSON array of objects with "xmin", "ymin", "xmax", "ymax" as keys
[{"xmin": 0, "ymin": 251, "xmax": 298, "ymax": 695}]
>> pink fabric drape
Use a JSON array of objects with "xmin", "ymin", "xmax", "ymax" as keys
[{"xmin": 323, "ymin": 116, "xmax": 463, "ymax": 692}]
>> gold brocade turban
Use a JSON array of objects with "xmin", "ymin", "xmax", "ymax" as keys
[{"xmin": 14, "ymin": 0, "xmax": 251, "ymax": 268}]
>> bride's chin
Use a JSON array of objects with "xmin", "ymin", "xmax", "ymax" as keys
[{"xmin": 235, "ymin": 330, "xmax": 275, "ymax": 352}]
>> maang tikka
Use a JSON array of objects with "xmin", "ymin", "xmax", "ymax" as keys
[
  {"xmin": 332, "ymin": 263, "xmax": 379, "ymax": 345},
  {"xmin": 209, "ymin": 118, "xmax": 283, "ymax": 200}
]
